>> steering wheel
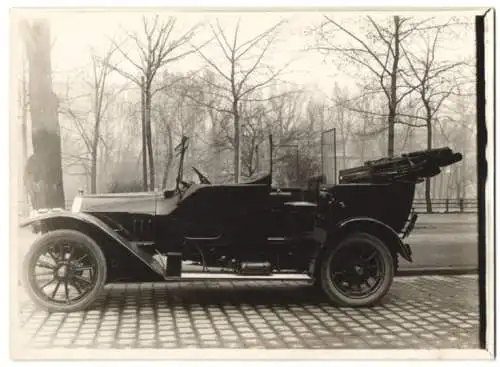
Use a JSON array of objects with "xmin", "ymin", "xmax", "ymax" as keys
[{"xmin": 192, "ymin": 166, "xmax": 211, "ymax": 184}]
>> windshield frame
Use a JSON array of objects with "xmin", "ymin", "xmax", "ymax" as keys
[{"xmin": 174, "ymin": 136, "xmax": 189, "ymax": 193}]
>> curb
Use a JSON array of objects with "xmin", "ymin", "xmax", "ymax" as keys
[{"xmin": 396, "ymin": 267, "xmax": 478, "ymax": 277}]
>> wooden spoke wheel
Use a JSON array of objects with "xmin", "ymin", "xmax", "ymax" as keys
[
  {"xmin": 320, "ymin": 233, "xmax": 394, "ymax": 307},
  {"xmin": 22, "ymin": 230, "xmax": 107, "ymax": 312}
]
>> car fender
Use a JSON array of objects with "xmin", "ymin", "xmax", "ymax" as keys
[
  {"xmin": 19, "ymin": 211, "xmax": 164, "ymax": 278},
  {"xmin": 334, "ymin": 217, "xmax": 413, "ymax": 262},
  {"xmin": 20, "ymin": 210, "xmax": 119, "ymax": 235},
  {"xmin": 309, "ymin": 216, "xmax": 413, "ymax": 278}
]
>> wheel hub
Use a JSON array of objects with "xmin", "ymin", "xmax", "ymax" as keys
[
  {"xmin": 55, "ymin": 264, "xmax": 70, "ymax": 279},
  {"xmin": 353, "ymin": 265, "xmax": 364, "ymax": 276}
]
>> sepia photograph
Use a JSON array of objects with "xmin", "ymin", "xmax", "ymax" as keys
[{"xmin": 8, "ymin": 5, "xmax": 495, "ymax": 361}]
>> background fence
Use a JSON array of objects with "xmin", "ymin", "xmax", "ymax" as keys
[{"xmin": 412, "ymin": 198, "xmax": 477, "ymax": 213}]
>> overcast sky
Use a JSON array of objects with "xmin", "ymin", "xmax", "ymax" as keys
[{"xmin": 12, "ymin": 8, "xmax": 478, "ymax": 100}]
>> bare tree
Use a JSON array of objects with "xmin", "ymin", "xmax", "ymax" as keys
[
  {"xmin": 330, "ymin": 84, "xmax": 360, "ymax": 170},
  {"xmin": 401, "ymin": 22, "xmax": 470, "ymax": 212},
  {"xmin": 146, "ymin": 71, "xmax": 212, "ymax": 187},
  {"xmin": 151, "ymin": 88, "xmax": 175, "ymax": 188},
  {"xmin": 266, "ymin": 90, "xmax": 307, "ymax": 181},
  {"xmin": 190, "ymin": 18, "xmax": 288, "ymax": 183},
  {"xmin": 21, "ymin": 19, "xmax": 65, "ymax": 209},
  {"xmin": 202, "ymin": 71, "xmax": 231, "ymax": 182},
  {"xmin": 240, "ymin": 103, "xmax": 272, "ymax": 178},
  {"xmin": 88, "ymin": 46, "xmax": 118, "ymax": 193},
  {"xmin": 108, "ymin": 15, "xmax": 202, "ymax": 190},
  {"xmin": 353, "ymin": 92, "xmax": 379, "ymax": 161},
  {"xmin": 313, "ymin": 15, "xmax": 437, "ymax": 157},
  {"xmin": 103, "ymin": 98, "xmax": 146, "ymax": 191},
  {"xmin": 433, "ymin": 91, "xmax": 476, "ymax": 201},
  {"xmin": 59, "ymin": 45, "xmax": 126, "ymax": 193}
]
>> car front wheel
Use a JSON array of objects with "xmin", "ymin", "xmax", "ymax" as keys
[
  {"xmin": 22, "ymin": 229, "xmax": 107, "ymax": 312},
  {"xmin": 320, "ymin": 232, "xmax": 394, "ymax": 307}
]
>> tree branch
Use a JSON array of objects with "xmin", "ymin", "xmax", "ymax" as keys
[{"xmin": 323, "ymin": 15, "xmax": 391, "ymax": 75}]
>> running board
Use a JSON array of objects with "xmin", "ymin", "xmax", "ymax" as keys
[{"xmin": 174, "ymin": 272, "xmax": 313, "ymax": 282}]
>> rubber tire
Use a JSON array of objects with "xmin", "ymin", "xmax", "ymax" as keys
[
  {"xmin": 320, "ymin": 232, "xmax": 394, "ymax": 307},
  {"xmin": 22, "ymin": 229, "xmax": 107, "ymax": 313}
]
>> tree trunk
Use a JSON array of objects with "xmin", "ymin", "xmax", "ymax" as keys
[
  {"xmin": 209, "ymin": 111, "xmax": 222, "ymax": 182},
  {"xmin": 90, "ymin": 98, "xmax": 101, "ymax": 194},
  {"xmin": 140, "ymin": 82, "xmax": 148, "ymax": 191},
  {"xmin": 90, "ymin": 135, "xmax": 98, "ymax": 194},
  {"xmin": 461, "ymin": 153, "xmax": 467, "ymax": 198},
  {"xmin": 246, "ymin": 142, "xmax": 255, "ymax": 178},
  {"xmin": 255, "ymin": 145, "xmax": 260, "ymax": 173},
  {"xmin": 387, "ymin": 105, "xmax": 396, "ymax": 158},
  {"xmin": 425, "ymin": 107, "xmax": 433, "ymax": 213},
  {"xmin": 233, "ymin": 101, "xmax": 241, "ymax": 183},
  {"xmin": 145, "ymin": 88, "xmax": 155, "ymax": 190},
  {"xmin": 359, "ymin": 115, "xmax": 368, "ymax": 162},
  {"xmin": 162, "ymin": 123, "xmax": 174, "ymax": 188},
  {"xmin": 461, "ymin": 126, "xmax": 468, "ymax": 199},
  {"xmin": 454, "ymin": 168, "xmax": 461, "ymax": 201},
  {"xmin": 339, "ymin": 109, "xmax": 347, "ymax": 170},
  {"xmin": 23, "ymin": 20, "xmax": 65, "ymax": 209},
  {"xmin": 445, "ymin": 168, "xmax": 453, "ymax": 200},
  {"xmin": 387, "ymin": 16, "xmax": 400, "ymax": 158}
]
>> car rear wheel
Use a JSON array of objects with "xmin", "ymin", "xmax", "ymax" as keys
[
  {"xmin": 320, "ymin": 232, "xmax": 394, "ymax": 307},
  {"xmin": 22, "ymin": 229, "xmax": 107, "ymax": 312}
]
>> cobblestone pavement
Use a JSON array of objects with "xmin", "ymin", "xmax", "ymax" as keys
[{"xmin": 15, "ymin": 275, "xmax": 479, "ymax": 350}]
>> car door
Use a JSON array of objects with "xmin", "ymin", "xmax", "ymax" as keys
[{"xmin": 171, "ymin": 183, "xmax": 270, "ymax": 245}]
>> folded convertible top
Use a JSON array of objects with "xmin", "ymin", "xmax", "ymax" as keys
[{"xmin": 338, "ymin": 147, "xmax": 463, "ymax": 184}]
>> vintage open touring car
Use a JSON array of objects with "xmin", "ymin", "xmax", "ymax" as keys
[{"xmin": 19, "ymin": 136, "xmax": 463, "ymax": 312}]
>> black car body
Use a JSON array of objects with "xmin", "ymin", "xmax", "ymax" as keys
[{"xmin": 19, "ymin": 137, "xmax": 462, "ymax": 312}]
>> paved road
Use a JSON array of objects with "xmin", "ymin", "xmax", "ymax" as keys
[
  {"xmin": 401, "ymin": 213, "xmax": 478, "ymax": 272},
  {"xmin": 14, "ymin": 274, "xmax": 479, "ymax": 350}
]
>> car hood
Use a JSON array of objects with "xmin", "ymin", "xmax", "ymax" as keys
[{"xmin": 77, "ymin": 192, "xmax": 161, "ymax": 215}]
